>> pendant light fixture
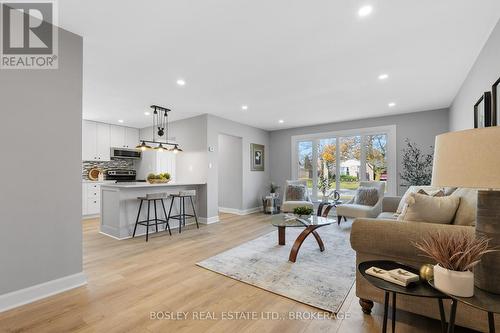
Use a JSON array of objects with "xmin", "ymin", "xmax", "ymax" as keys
[
  {"xmin": 136, "ymin": 141, "xmax": 152, "ymax": 151},
  {"xmin": 138, "ymin": 105, "xmax": 183, "ymax": 153}
]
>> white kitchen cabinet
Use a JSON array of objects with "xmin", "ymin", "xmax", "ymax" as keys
[
  {"xmin": 82, "ymin": 182, "xmax": 103, "ymax": 216},
  {"xmin": 82, "ymin": 120, "xmax": 110, "ymax": 161},
  {"xmin": 82, "ymin": 120, "xmax": 97, "ymax": 161},
  {"xmin": 96, "ymin": 122, "xmax": 110, "ymax": 161},
  {"xmin": 125, "ymin": 127, "xmax": 139, "ymax": 148},
  {"xmin": 109, "ymin": 125, "xmax": 139, "ymax": 149}
]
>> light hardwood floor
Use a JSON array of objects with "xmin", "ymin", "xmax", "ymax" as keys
[{"xmin": 0, "ymin": 213, "xmax": 475, "ymax": 333}]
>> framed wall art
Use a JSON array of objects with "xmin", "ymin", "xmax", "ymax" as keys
[{"xmin": 250, "ymin": 143, "xmax": 264, "ymax": 171}]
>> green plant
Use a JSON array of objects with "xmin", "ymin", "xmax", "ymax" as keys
[
  {"xmin": 293, "ymin": 206, "xmax": 314, "ymax": 216},
  {"xmin": 400, "ymin": 139, "xmax": 433, "ymax": 186},
  {"xmin": 269, "ymin": 182, "xmax": 280, "ymax": 193},
  {"xmin": 318, "ymin": 177, "xmax": 330, "ymax": 196},
  {"xmin": 414, "ymin": 232, "xmax": 496, "ymax": 272}
]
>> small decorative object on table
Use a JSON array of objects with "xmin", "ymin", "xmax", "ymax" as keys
[
  {"xmin": 147, "ymin": 172, "xmax": 171, "ymax": 184},
  {"xmin": 293, "ymin": 206, "xmax": 313, "ymax": 218},
  {"xmin": 419, "ymin": 264, "xmax": 434, "ymax": 282},
  {"xmin": 414, "ymin": 231, "xmax": 495, "ymax": 297},
  {"xmin": 269, "ymin": 182, "xmax": 280, "ymax": 198},
  {"xmin": 365, "ymin": 266, "xmax": 419, "ymax": 287}
]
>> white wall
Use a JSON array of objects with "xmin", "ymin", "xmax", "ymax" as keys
[
  {"xmin": 450, "ymin": 19, "xmax": 500, "ymax": 131},
  {"xmin": 0, "ymin": 29, "xmax": 84, "ymax": 300},
  {"xmin": 218, "ymin": 134, "xmax": 243, "ymax": 210}
]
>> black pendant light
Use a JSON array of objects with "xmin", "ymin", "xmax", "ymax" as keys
[
  {"xmin": 139, "ymin": 105, "xmax": 183, "ymax": 153},
  {"xmin": 136, "ymin": 141, "xmax": 152, "ymax": 151}
]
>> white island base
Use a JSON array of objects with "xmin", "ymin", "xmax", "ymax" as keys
[{"xmin": 100, "ymin": 182, "xmax": 209, "ymax": 240}]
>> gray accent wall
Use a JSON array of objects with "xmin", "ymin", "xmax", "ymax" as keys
[
  {"xmin": 207, "ymin": 115, "xmax": 270, "ymax": 217},
  {"xmin": 218, "ymin": 134, "xmax": 243, "ymax": 210},
  {"xmin": 450, "ymin": 19, "xmax": 500, "ymax": 131},
  {"xmin": 0, "ymin": 29, "xmax": 83, "ymax": 294},
  {"xmin": 269, "ymin": 109, "xmax": 449, "ymax": 196}
]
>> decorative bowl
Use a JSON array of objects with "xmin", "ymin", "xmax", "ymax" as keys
[{"xmin": 147, "ymin": 179, "xmax": 170, "ymax": 184}]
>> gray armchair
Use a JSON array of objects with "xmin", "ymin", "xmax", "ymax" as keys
[{"xmin": 336, "ymin": 181, "xmax": 385, "ymax": 224}]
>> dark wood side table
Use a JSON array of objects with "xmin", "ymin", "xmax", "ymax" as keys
[
  {"xmin": 359, "ymin": 260, "xmax": 450, "ymax": 333},
  {"xmin": 316, "ymin": 200, "xmax": 342, "ymax": 217},
  {"xmin": 429, "ymin": 281, "xmax": 500, "ymax": 333}
]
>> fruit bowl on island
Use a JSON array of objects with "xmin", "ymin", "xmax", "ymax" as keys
[{"xmin": 147, "ymin": 172, "xmax": 171, "ymax": 184}]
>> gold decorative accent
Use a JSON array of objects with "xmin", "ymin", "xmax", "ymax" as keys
[{"xmin": 419, "ymin": 264, "xmax": 434, "ymax": 282}]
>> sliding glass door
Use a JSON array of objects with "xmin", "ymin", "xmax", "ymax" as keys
[{"xmin": 293, "ymin": 126, "xmax": 395, "ymax": 201}]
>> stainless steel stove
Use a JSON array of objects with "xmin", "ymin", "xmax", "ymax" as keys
[{"xmin": 106, "ymin": 169, "xmax": 137, "ymax": 182}]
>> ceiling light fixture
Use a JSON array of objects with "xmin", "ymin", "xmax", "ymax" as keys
[
  {"xmin": 139, "ymin": 105, "xmax": 183, "ymax": 153},
  {"xmin": 358, "ymin": 5, "xmax": 373, "ymax": 17},
  {"xmin": 118, "ymin": 119, "xmax": 124, "ymax": 123},
  {"xmin": 388, "ymin": 102, "xmax": 396, "ymax": 107},
  {"xmin": 241, "ymin": 105, "xmax": 248, "ymax": 110},
  {"xmin": 278, "ymin": 119, "xmax": 284, "ymax": 124},
  {"xmin": 176, "ymin": 79, "xmax": 186, "ymax": 86},
  {"xmin": 144, "ymin": 111, "xmax": 150, "ymax": 116},
  {"xmin": 378, "ymin": 74, "xmax": 389, "ymax": 80},
  {"xmin": 136, "ymin": 141, "xmax": 152, "ymax": 151}
]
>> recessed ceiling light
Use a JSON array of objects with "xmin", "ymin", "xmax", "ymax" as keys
[
  {"xmin": 241, "ymin": 105, "xmax": 248, "ymax": 110},
  {"xmin": 118, "ymin": 119, "xmax": 124, "ymax": 123},
  {"xmin": 278, "ymin": 119, "xmax": 284, "ymax": 124},
  {"xmin": 358, "ymin": 5, "xmax": 373, "ymax": 17},
  {"xmin": 378, "ymin": 73, "xmax": 389, "ymax": 80},
  {"xmin": 176, "ymin": 79, "xmax": 186, "ymax": 86},
  {"xmin": 144, "ymin": 111, "xmax": 150, "ymax": 116},
  {"xmin": 388, "ymin": 102, "xmax": 396, "ymax": 107}
]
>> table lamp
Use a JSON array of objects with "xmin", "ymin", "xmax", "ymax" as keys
[{"xmin": 432, "ymin": 126, "xmax": 500, "ymax": 294}]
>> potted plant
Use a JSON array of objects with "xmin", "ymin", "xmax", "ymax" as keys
[
  {"xmin": 269, "ymin": 182, "xmax": 280, "ymax": 198},
  {"xmin": 293, "ymin": 206, "xmax": 314, "ymax": 218},
  {"xmin": 414, "ymin": 232, "xmax": 495, "ymax": 297}
]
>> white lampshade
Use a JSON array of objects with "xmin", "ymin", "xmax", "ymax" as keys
[{"xmin": 431, "ymin": 127, "xmax": 500, "ymax": 189}]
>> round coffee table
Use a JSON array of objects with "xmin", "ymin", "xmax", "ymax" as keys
[
  {"xmin": 271, "ymin": 214, "xmax": 334, "ymax": 263},
  {"xmin": 429, "ymin": 280, "xmax": 500, "ymax": 333},
  {"xmin": 359, "ymin": 260, "xmax": 450, "ymax": 333}
]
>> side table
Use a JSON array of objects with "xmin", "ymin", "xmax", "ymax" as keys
[
  {"xmin": 359, "ymin": 260, "xmax": 450, "ymax": 333},
  {"xmin": 429, "ymin": 281, "xmax": 500, "ymax": 333}
]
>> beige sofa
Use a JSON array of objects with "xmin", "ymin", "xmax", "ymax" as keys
[{"xmin": 350, "ymin": 187, "xmax": 498, "ymax": 332}]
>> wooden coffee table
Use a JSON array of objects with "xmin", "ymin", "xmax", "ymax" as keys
[{"xmin": 271, "ymin": 214, "xmax": 335, "ymax": 263}]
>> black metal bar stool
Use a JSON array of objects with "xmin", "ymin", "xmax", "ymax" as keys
[
  {"xmin": 132, "ymin": 193, "xmax": 172, "ymax": 242},
  {"xmin": 166, "ymin": 190, "xmax": 199, "ymax": 233}
]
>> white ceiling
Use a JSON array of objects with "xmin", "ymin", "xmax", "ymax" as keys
[{"xmin": 59, "ymin": 1, "xmax": 500, "ymax": 131}]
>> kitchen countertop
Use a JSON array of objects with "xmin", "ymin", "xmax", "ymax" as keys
[
  {"xmin": 100, "ymin": 182, "xmax": 206, "ymax": 188},
  {"xmin": 82, "ymin": 180, "xmax": 116, "ymax": 184}
]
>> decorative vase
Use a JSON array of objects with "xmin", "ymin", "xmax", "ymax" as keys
[
  {"xmin": 434, "ymin": 264, "xmax": 474, "ymax": 297},
  {"xmin": 321, "ymin": 195, "xmax": 329, "ymax": 203}
]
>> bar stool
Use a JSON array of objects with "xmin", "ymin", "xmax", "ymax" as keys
[
  {"xmin": 132, "ymin": 193, "xmax": 172, "ymax": 242},
  {"xmin": 166, "ymin": 190, "xmax": 199, "ymax": 233}
]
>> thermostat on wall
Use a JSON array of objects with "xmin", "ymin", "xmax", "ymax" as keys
[{"xmin": 208, "ymin": 146, "xmax": 215, "ymax": 152}]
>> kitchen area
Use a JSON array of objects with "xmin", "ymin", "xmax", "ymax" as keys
[{"xmin": 82, "ymin": 106, "xmax": 208, "ymax": 240}]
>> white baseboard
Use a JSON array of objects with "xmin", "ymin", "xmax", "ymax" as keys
[
  {"xmin": 0, "ymin": 272, "xmax": 87, "ymax": 313},
  {"xmin": 199, "ymin": 216, "xmax": 219, "ymax": 224},
  {"xmin": 218, "ymin": 206, "xmax": 262, "ymax": 215}
]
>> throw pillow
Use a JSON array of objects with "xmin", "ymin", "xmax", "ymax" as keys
[
  {"xmin": 396, "ymin": 186, "xmax": 441, "ymax": 214},
  {"xmin": 450, "ymin": 188, "xmax": 477, "ymax": 226},
  {"xmin": 286, "ymin": 185, "xmax": 306, "ymax": 201},
  {"xmin": 354, "ymin": 187, "xmax": 379, "ymax": 206},
  {"xmin": 417, "ymin": 189, "xmax": 445, "ymax": 197},
  {"xmin": 397, "ymin": 192, "xmax": 460, "ymax": 224}
]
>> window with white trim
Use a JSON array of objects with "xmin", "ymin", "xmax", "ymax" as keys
[{"xmin": 291, "ymin": 126, "xmax": 397, "ymax": 201}]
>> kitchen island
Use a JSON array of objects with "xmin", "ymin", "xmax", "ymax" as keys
[{"xmin": 100, "ymin": 182, "xmax": 208, "ymax": 239}]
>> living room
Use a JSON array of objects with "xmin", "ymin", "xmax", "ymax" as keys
[{"xmin": 1, "ymin": 1, "xmax": 500, "ymax": 332}]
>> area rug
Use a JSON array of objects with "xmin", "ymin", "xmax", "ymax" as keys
[{"xmin": 196, "ymin": 223, "xmax": 355, "ymax": 313}]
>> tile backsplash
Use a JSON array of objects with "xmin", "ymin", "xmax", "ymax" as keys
[{"xmin": 82, "ymin": 160, "xmax": 135, "ymax": 180}]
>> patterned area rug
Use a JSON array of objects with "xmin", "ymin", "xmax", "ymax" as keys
[{"xmin": 197, "ymin": 223, "xmax": 355, "ymax": 313}]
